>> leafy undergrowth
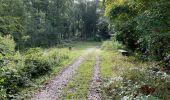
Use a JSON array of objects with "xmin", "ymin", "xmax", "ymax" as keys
[
  {"xmin": 1, "ymin": 37, "xmax": 99, "ymax": 99},
  {"xmin": 63, "ymin": 53, "xmax": 96, "ymax": 99},
  {"xmin": 100, "ymin": 51, "xmax": 170, "ymax": 100},
  {"xmin": 101, "ymin": 39, "xmax": 124, "ymax": 51},
  {"xmin": 18, "ymin": 48, "xmax": 82, "ymax": 99},
  {"xmin": 0, "ymin": 46, "xmax": 82, "ymax": 99}
]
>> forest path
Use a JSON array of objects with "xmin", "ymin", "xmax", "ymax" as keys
[
  {"xmin": 87, "ymin": 50, "xmax": 101, "ymax": 100},
  {"xmin": 32, "ymin": 48, "xmax": 98, "ymax": 100}
]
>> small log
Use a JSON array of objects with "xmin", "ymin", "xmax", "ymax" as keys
[{"xmin": 118, "ymin": 49, "xmax": 128, "ymax": 56}]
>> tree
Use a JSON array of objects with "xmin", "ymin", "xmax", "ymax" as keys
[
  {"xmin": 0, "ymin": 0, "xmax": 25, "ymax": 47},
  {"xmin": 104, "ymin": 0, "xmax": 170, "ymax": 60}
]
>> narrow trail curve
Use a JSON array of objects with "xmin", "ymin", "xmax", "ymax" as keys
[
  {"xmin": 32, "ymin": 48, "xmax": 96, "ymax": 100},
  {"xmin": 87, "ymin": 51, "xmax": 101, "ymax": 100}
]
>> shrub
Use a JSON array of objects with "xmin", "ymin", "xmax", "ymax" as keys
[
  {"xmin": 23, "ymin": 58, "xmax": 51, "ymax": 78},
  {"xmin": 0, "ymin": 67, "xmax": 26, "ymax": 99},
  {"xmin": 44, "ymin": 49, "xmax": 70, "ymax": 66},
  {"xmin": 0, "ymin": 38, "xmax": 71, "ymax": 99},
  {"xmin": 22, "ymin": 48, "xmax": 51, "ymax": 78},
  {"xmin": 0, "ymin": 35, "xmax": 15, "ymax": 52},
  {"xmin": 0, "ymin": 35, "xmax": 16, "ymax": 67},
  {"xmin": 25, "ymin": 48, "xmax": 43, "ymax": 57},
  {"xmin": 22, "ymin": 48, "xmax": 70, "ymax": 79},
  {"xmin": 102, "ymin": 39, "xmax": 124, "ymax": 51},
  {"xmin": 59, "ymin": 52, "xmax": 69, "ymax": 60},
  {"xmin": 0, "ymin": 35, "xmax": 21, "ymax": 99},
  {"xmin": 45, "ymin": 50, "xmax": 61, "ymax": 65},
  {"xmin": 0, "ymin": 51, "xmax": 27, "ymax": 99}
]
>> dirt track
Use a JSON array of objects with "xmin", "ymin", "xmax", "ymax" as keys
[
  {"xmin": 32, "ymin": 48, "xmax": 97, "ymax": 100},
  {"xmin": 87, "ymin": 51, "xmax": 101, "ymax": 100}
]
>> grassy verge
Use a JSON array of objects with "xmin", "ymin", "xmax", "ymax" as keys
[
  {"xmin": 100, "ymin": 51, "xmax": 149, "ymax": 79},
  {"xmin": 100, "ymin": 51, "xmax": 114, "ymax": 79},
  {"xmin": 100, "ymin": 50, "xmax": 169, "ymax": 99},
  {"xmin": 62, "ymin": 52, "xmax": 96, "ymax": 100}
]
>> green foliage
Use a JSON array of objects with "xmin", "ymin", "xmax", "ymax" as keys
[
  {"xmin": 103, "ymin": 68, "xmax": 169, "ymax": 99},
  {"xmin": 23, "ymin": 57, "xmax": 51, "ymax": 78},
  {"xmin": 0, "ymin": 36, "xmax": 78, "ymax": 99},
  {"xmin": 101, "ymin": 39, "xmax": 124, "ymax": 51},
  {"xmin": 22, "ymin": 48, "xmax": 49, "ymax": 78},
  {"xmin": 97, "ymin": 17, "xmax": 110, "ymax": 40},
  {"xmin": 25, "ymin": 48, "xmax": 43, "ymax": 57},
  {"xmin": 72, "ymin": 0, "xmax": 99, "ymax": 40},
  {"xmin": 0, "ymin": 35, "xmax": 15, "ymax": 53},
  {"xmin": 0, "ymin": 36, "xmax": 25, "ymax": 99},
  {"xmin": 162, "ymin": 55, "xmax": 170, "ymax": 72},
  {"xmin": 45, "ymin": 50, "xmax": 61, "ymax": 65},
  {"xmin": 0, "ymin": 0, "xmax": 103, "ymax": 48},
  {"xmin": 0, "ymin": 0, "xmax": 25, "ymax": 48},
  {"xmin": 101, "ymin": 50, "xmax": 170, "ymax": 100},
  {"xmin": 0, "ymin": 35, "xmax": 16, "ymax": 68},
  {"xmin": 0, "ymin": 68, "xmax": 23, "ymax": 99},
  {"xmin": 104, "ymin": 0, "xmax": 170, "ymax": 60},
  {"xmin": 22, "ymin": 48, "xmax": 69, "ymax": 78}
]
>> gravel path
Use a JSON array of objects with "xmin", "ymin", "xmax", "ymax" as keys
[
  {"xmin": 32, "ymin": 48, "xmax": 96, "ymax": 100},
  {"xmin": 87, "ymin": 52, "xmax": 101, "ymax": 100}
]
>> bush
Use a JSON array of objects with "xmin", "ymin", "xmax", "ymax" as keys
[
  {"xmin": 25, "ymin": 48, "xmax": 43, "ymax": 57},
  {"xmin": 0, "ymin": 51, "xmax": 27, "ymax": 99},
  {"xmin": 23, "ymin": 58, "xmax": 51, "ymax": 78},
  {"xmin": 0, "ymin": 35, "xmax": 16, "ymax": 67},
  {"xmin": 45, "ymin": 50, "xmax": 61, "ymax": 65},
  {"xmin": 0, "ymin": 38, "xmax": 71, "ymax": 99},
  {"xmin": 22, "ymin": 48, "xmax": 51, "ymax": 78},
  {"xmin": 0, "ymin": 35, "xmax": 21, "ymax": 99},
  {"xmin": 0, "ymin": 66, "xmax": 26, "ymax": 99},
  {"xmin": 22, "ymin": 48, "xmax": 69, "ymax": 79},
  {"xmin": 0, "ymin": 35, "xmax": 15, "ymax": 52},
  {"xmin": 102, "ymin": 39, "xmax": 124, "ymax": 51}
]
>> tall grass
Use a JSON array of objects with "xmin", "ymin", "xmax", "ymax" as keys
[{"xmin": 100, "ymin": 50, "xmax": 170, "ymax": 100}]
